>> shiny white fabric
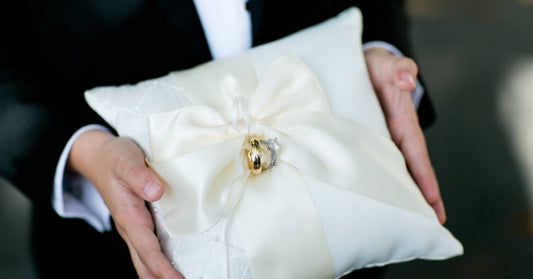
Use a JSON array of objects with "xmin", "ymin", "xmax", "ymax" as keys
[
  {"xmin": 148, "ymin": 53, "xmax": 337, "ymax": 279},
  {"xmin": 85, "ymin": 7, "xmax": 463, "ymax": 279}
]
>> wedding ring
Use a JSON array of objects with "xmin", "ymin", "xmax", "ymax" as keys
[
  {"xmin": 248, "ymin": 150, "xmax": 263, "ymax": 175},
  {"xmin": 243, "ymin": 135, "xmax": 280, "ymax": 175},
  {"xmin": 248, "ymin": 138, "xmax": 263, "ymax": 175}
]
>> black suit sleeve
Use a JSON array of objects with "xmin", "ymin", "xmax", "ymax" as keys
[
  {"xmin": 0, "ymin": 1, "xmax": 107, "ymax": 206},
  {"xmin": 357, "ymin": 0, "xmax": 436, "ymax": 128},
  {"xmin": 356, "ymin": 0, "xmax": 412, "ymax": 56},
  {"xmin": 0, "ymin": 0, "xmax": 204, "ymax": 207}
]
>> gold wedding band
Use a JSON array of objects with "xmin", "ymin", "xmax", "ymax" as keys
[
  {"xmin": 243, "ymin": 135, "xmax": 280, "ymax": 175},
  {"xmin": 248, "ymin": 137, "xmax": 263, "ymax": 175}
]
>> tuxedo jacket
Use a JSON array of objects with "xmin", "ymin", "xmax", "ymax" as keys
[{"xmin": 0, "ymin": 1, "xmax": 435, "ymax": 278}]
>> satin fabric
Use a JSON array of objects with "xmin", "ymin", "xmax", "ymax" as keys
[
  {"xmin": 145, "ymin": 52, "xmax": 444, "ymax": 278},
  {"xmin": 85, "ymin": 7, "xmax": 462, "ymax": 278},
  {"xmin": 148, "ymin": 53, "xmax": 336, "ymax": 279}
]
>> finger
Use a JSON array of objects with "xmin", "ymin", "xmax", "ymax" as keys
[
  {"xmin": 404, "ymin": 137, "xmax": 447, "ymax": 225},
  {"xmin": 131, "ymin": 247, "xmax": 158, "ymax": 279},
  {"xmin": 432, "ymin": 199, "xmax": 447, "ymax": 225},
  {"xmin": 129, "ymin": 228, "xmax": 184, "ymax": 279},
  {"xmin": 400, "ymin": 114, "xmax": 447, "ymax": 224},
  {"xmin": 124, "ymin": 206, "xmax": 184, "ymax": 279},
  {"xmin": 114, "ymin": 155, "xmax": 164, "ymax": 202},
  {"xmin": 120, "ymin": 228, "xmax": 158, "ymax": 279},
  {"xmin": 392, "ymin": 57, "xmax": 418, "ymax": 92}
]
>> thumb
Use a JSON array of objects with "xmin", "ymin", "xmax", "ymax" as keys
[
  {"xmin": 115, "ymin": 158, "xmax": 164, "ymax": 202},
  {"xmin": 392, "ymin": 57, "xmax": 418, "ymax": 91}
]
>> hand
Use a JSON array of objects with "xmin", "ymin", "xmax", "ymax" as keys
[
  {"xmin": 364, "ymin": 47, "xmax": 446, "ymax": 224},
  {"xmin": 68, "ymin": 129, "xmax": 184, "ymax": 279}
]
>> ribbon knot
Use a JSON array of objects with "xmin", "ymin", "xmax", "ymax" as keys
[
  {"xmin": 145, "ymin": 53, "xmax": 429, "ymax": 279},
  {"xmin": 231, "ymin": 95, "xmax": 255, "ymax": 135}
]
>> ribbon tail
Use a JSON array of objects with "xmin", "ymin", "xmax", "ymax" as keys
[
  {"xmin": 147, "ymin": 138, "xmax": 243, "ymax": 237},
  {"xmin": 232, "ymin": 162, "xmax": 335, "ymax": 279},
  {"xmin": 223, "ymin": 171, "xmax": 252, "ymax": 217},
  {"xmin": 221, "ymin": 171, "xmax": 252, "ymax": 279}
]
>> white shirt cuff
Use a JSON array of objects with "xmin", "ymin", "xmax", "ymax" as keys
[
  {"xmin": 52, "ymin": 124, "xmax": 112, "ymax": 233},
  {"xmin": 363, "ymin": 41, "xmax": 425, "ymax": 109}
]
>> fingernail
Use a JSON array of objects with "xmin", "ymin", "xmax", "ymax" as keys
[
  {"xmin": 435, "ymin": 201, "xmax": 447, "ymax": 225},
  {"xmin": 144, "ymin": 181, "xmax": 161, "ymax": 200},
  {"xmin": 400, "ymin": 72, "xmax": 415, "ymax": 86}
]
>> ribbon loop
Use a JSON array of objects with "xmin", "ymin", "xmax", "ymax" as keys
[
  {"xmin": 231, "ymin": 96, "xmax": 256, "ymax": 135},
  {"xmin": 148, "ymin": 53, "xmax": 352, "ymax": 279}
]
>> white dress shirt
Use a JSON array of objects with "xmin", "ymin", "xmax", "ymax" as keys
[{"xmin": 52, "ymin": 0, "xmax": 424, "ymax": 232}]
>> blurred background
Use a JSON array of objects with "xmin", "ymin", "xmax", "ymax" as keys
[
  {"xmin": 1, "ymin": 0, "xmax": 533, "ymax": 278},
  {"xmin": 383, "ymin": 0, "xmax": 533, "ymax": 278}
]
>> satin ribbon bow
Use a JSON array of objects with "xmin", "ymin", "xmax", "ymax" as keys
[{"xmin": 146, "ymin": 53, "xmax": 429, "ymax": 279}]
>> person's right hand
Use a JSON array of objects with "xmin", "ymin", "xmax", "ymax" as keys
[{"xmin": 68, "ymin": 129, "xmax": 184, "ymax": 279}]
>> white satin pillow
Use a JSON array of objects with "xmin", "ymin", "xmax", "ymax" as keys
[{"xmin": 85, "ymin": 7, "xmax": 463, "ymax": 279}]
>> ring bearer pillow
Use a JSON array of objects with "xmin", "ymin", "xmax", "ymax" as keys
[{"xmin": 85, "ymin": 7, "xmax": 463, "ymax": 279}]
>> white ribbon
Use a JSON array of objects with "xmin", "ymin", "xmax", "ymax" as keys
[{"xmin": 146, "ymin": 53, "xmax": 435, "ymax": 279}]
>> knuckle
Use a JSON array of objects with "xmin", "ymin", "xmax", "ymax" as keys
[
  {"xmin": 404, "ymin": 57, "xmax": 418, "ymax": 73},
  {"xmin": 410, "ymin": 144, "xmax": 428, "ymax": 160},
  {"xmin": 396, "ymin": 57, "xmax": 418, "ymax": 74},
  {"xmin": 132, "ymin": 237, "xmax": 172, "ymax": 278},
  {"xmin": 140, "ymin": 248, "xmax": 158, "ymax": 261},
  {"xmin": 138, "ymin": 249, "xmax": 163, "ymax": 272},
  {"xmin": 112, "ymin": 217, "xmax": 129, "ymax": 238},
  {"xmin": 114, "ymin": 221, "xmax": 127, "ymax": 238},
  {"xmin": 116, "ymin": 159, "xmax": 144, "ymax": 189},
  {"xmin": 426, "ymin": 190, "xmax": 440, "ymax": 204},
  {"xmin": 112, "ymin": 200, "xmax": 144, "ymax": 230},
  {"xmin": 421, "ymin": 179, "xmax": 440, "ymax": 204}
]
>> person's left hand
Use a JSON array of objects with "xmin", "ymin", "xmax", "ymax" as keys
[{"xmin": 364, "ymin": 47, "xmax": 446, "ymax": 224}]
